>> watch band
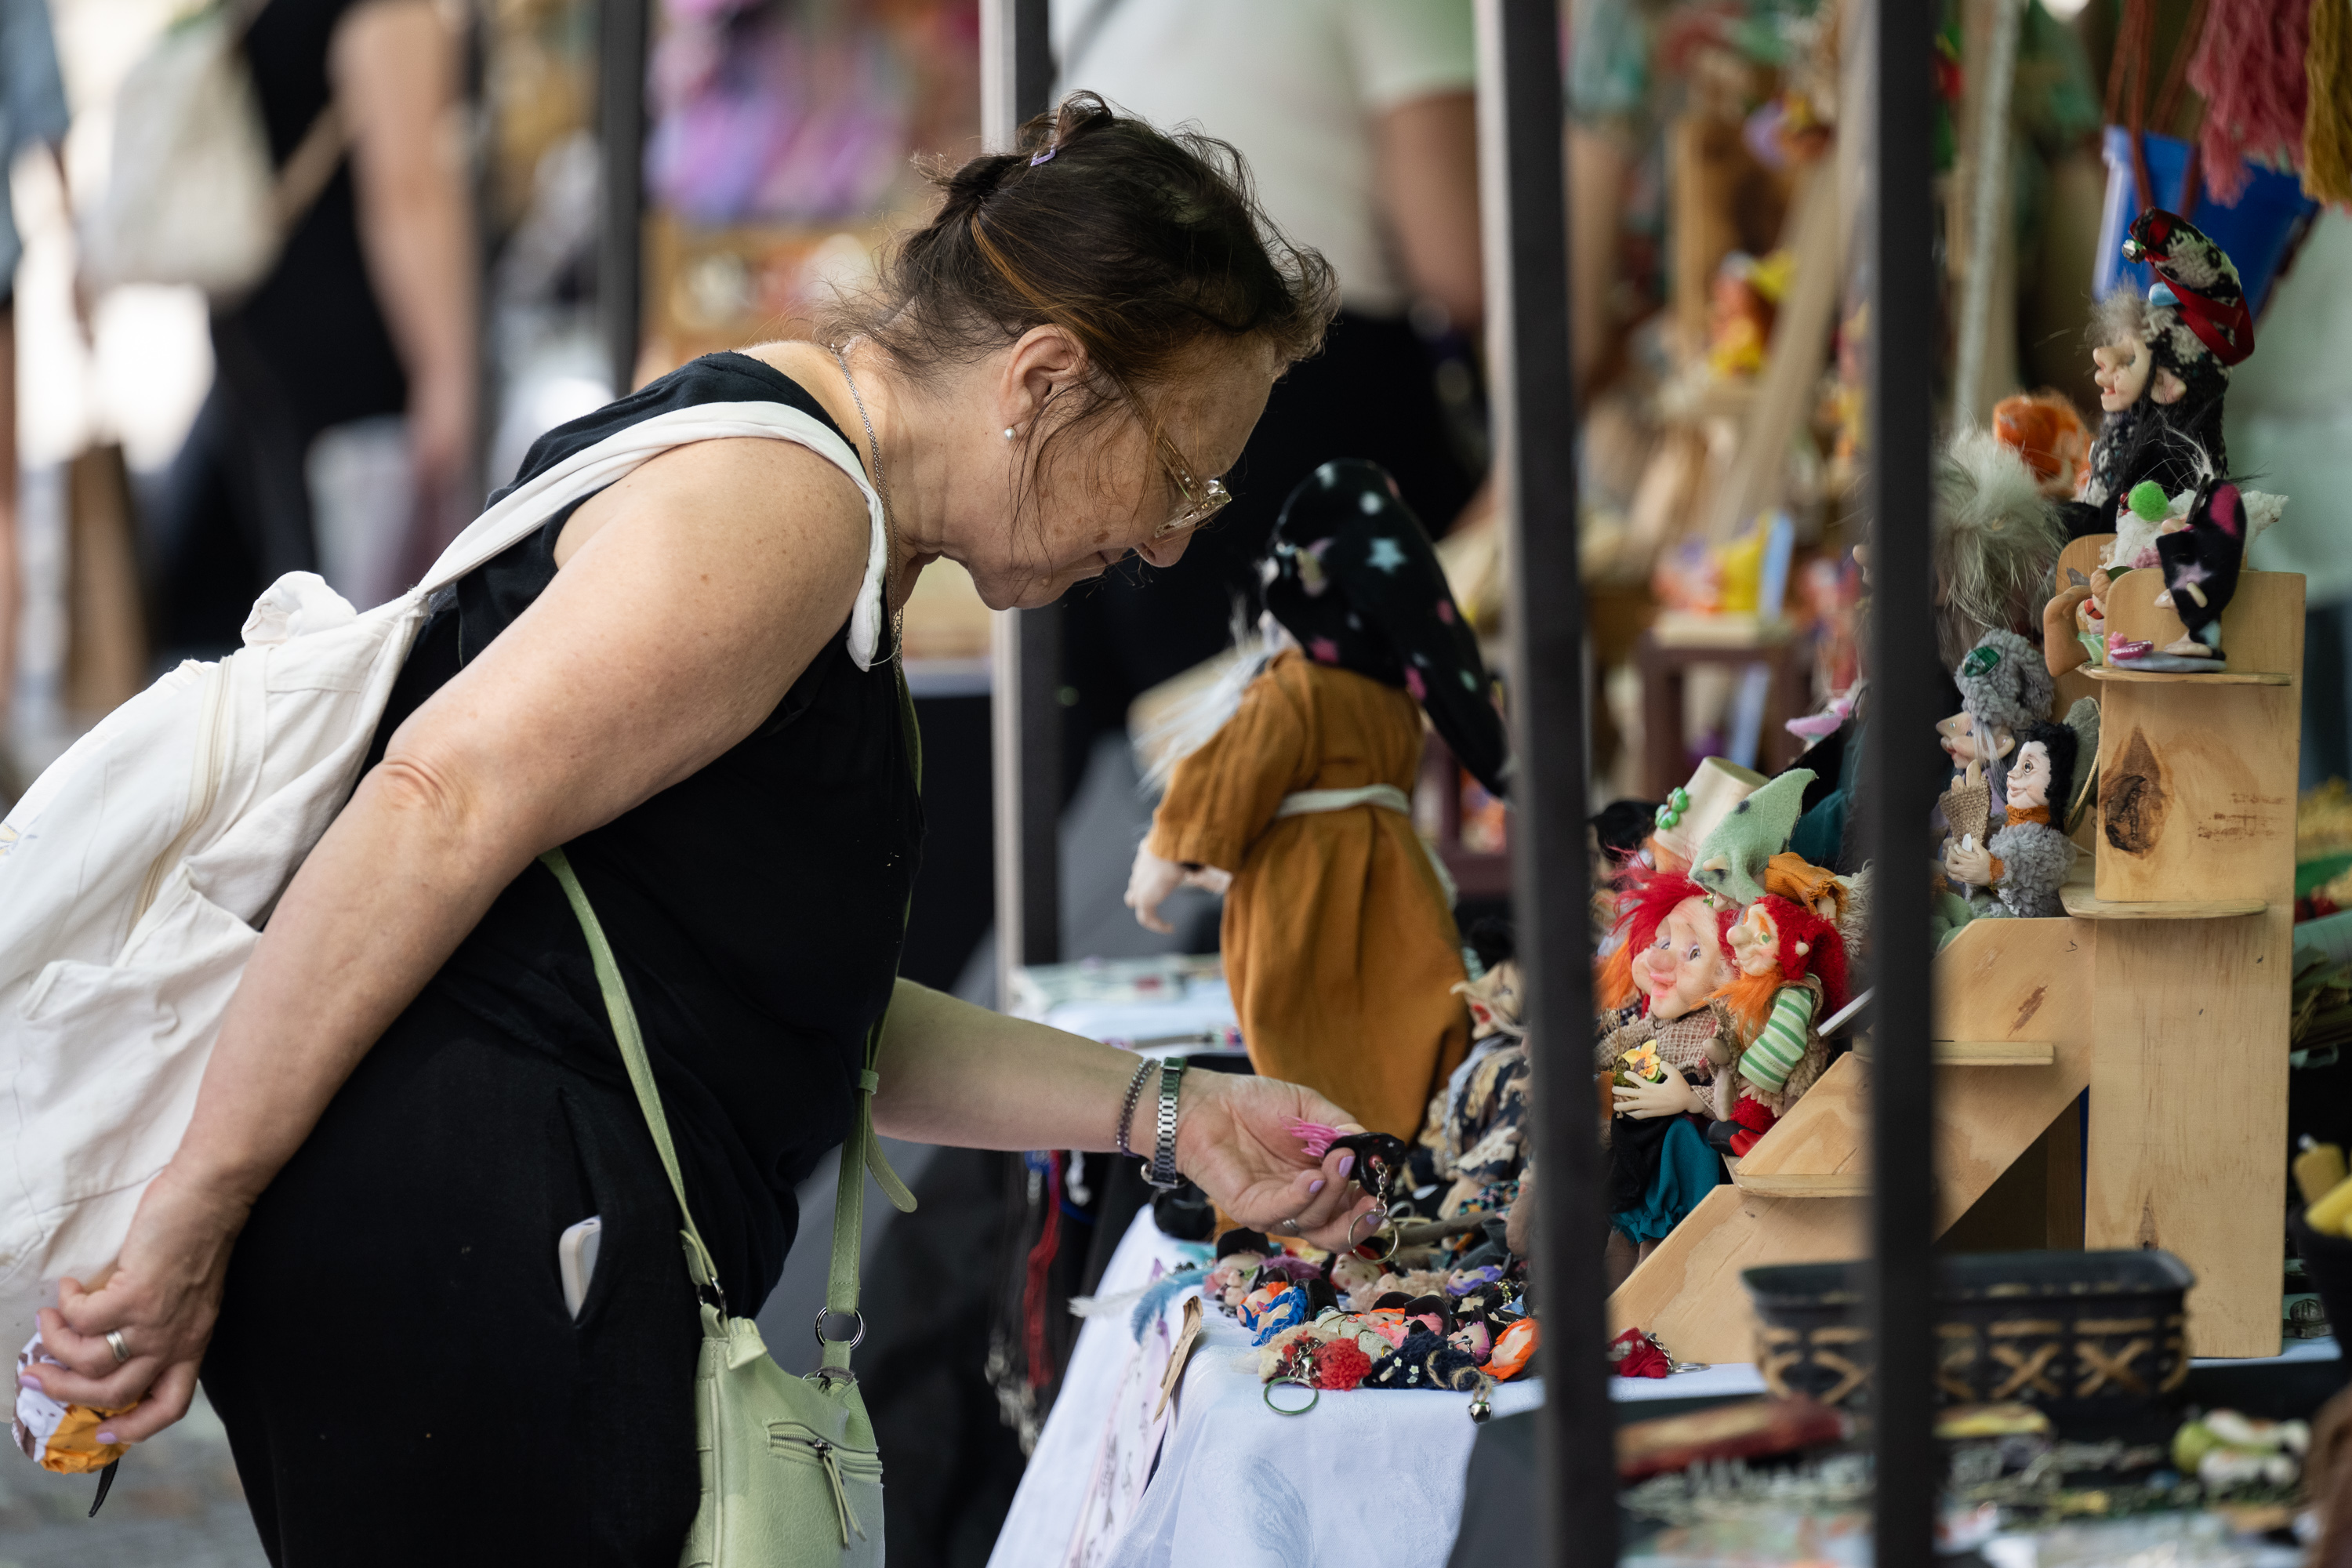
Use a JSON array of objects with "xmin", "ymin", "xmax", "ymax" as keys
[
  {"xmin": 1114, "ymin": 1056, "xmax": 1156, "ymax": 1159},
  {"xmin": 1145, "ymin": 1058, "xmax": 1187, "ymax": 1189}
]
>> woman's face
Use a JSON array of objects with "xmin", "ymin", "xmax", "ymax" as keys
[{"xmin": 956, "ymin": 336, "xmax": 1279, "ymax": 611}]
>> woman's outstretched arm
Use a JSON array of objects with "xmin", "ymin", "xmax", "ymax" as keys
[
  {"xmin": 874, "ymin": 981, "xmax": 1377, "ymax": 1248},
  {"xmin": 17, "ymin": 437, "xmax": 874, "ymax": 1443}
]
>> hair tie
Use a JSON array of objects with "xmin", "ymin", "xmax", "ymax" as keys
[{"xmin": 1029, "ymin": 146, "xmax": 1056, "ymax": 166}]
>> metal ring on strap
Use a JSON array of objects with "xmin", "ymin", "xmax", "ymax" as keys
[{"xmin": 813, "ymin": 1306, "xmax": 867, "ymax": 1351}]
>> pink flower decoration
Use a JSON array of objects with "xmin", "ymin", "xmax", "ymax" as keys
[
  {"xmin": 1437, "ymin": 601, "xmax": 1456, "ymax": 624},
  {"xmin": 1405, "ymin": 667, "xmax": 1428, "ymax": 700},
  {"xmin": 1309, "ymin": 637, "xmax": 1341, "ymax": 663}
]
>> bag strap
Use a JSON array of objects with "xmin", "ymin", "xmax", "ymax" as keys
[{"xmin": 539, "ymin": 849, "xmax": 913, "ymax": 1367}]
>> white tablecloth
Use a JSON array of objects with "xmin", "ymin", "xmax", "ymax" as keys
[{"xmin": 989, "ymin": 1210, "xmax": 1552, "ymax": 1568}]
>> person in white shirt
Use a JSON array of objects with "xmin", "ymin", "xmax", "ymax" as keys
[{"xmin": 1052, "ymin": 0, "xmax": 1485, "ymax": 759}]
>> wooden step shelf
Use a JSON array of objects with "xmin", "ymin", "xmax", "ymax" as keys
[
  {"xmin": 2085, "ymin": 666, "xmax": 2290, "ymax": 686},
  {"xmin": 2060, "ymin": 884, "xmax": 2267, "ymax": 920},
  {"xmin": 1610, "ymin": 568, "xmax": 2303, "ymax": 1363},
  {"xmin": 1851, "ymin": 1040, "xmax": 2058, "ymax": 1066}
]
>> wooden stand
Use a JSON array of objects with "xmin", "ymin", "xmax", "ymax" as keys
[{"xmin": 1608, "ymin": 568, "xmax": 2303, "ymax": 1363}]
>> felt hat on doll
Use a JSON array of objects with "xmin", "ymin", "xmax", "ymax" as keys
[
  {"xmin": 1264, "ymin": 460, "xmax": 1509, "ymax": 796},
  {"xmin": 1648, "ymin": 757, "xmax": 1768, "ymax": 870},
  {"xmin": 1953, "ymin": 629, "xmax": 2053, "ymax": 737},
  {"xmin": 1690, "ymin": 768, "xmax": 1815, "ymax": 906},
  {"xmin": 2123, "ymin": 209, "xmax": 2252, "ymax": 371}
]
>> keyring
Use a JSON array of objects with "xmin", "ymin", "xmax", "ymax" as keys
[
  {"xmin": 1263, "ymin": 1376, "xmax": 1319, "ymax": 1416},
  {"xmin": 1347, "ymin": 1206, "xmax": 1399, "ymax": 1262}
]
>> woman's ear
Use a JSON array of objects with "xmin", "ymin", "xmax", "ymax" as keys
[{"xmin": 998, "ymin": 323, "xmax": 1091, "ymax": 434}]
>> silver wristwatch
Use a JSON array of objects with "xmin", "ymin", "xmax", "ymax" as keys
[{"xmin": 1143, "ymin": 1058, "xmax": 1187, "ymax": 1190}]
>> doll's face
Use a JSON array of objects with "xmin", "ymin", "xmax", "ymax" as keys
[
  {"xmin": 1937, "ymin": 712, "xmax": 2014, "ymax": 766},
  {"xmin": 1632, "ymin": 898, "xmax": 1733, "ymax": 1019},
  {"xmin": 2092, "ymin": 336, "xmax": 2154, "ymax": 411},
  {"xmin": 2007, "ymin": 741, "xmax": 2053, "ymax": 811},
  {"xmin": 1728, "ymin": 903, "xmax": 1781, "ymax": 978},
  {"xmin": 1463, "ymin": 959, "xmax": 1523, "ymax": 1038}
]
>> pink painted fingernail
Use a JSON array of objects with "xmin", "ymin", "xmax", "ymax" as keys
[
  {"xmin": 1337, "ymin": 1153, "xmax": 1355, "ymax": 1179},
  {"xmin": 17, "ymin": 1374, "xmax": 42, "ymax": 1392},
  {"xmin": 95, "ymin": 1431, "xmax": 117, "ymax": 1444},
  {"xmin": 1309, "ymin": 1179, "xmax": 1327, "ymax": 1195}
]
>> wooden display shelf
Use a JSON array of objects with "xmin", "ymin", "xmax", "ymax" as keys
[
  {"xmin": 1851, "ymin": 1039, "xmax": 2057, "ymax": 1065},
  {"xmin": 2085, "ymin": 666, "xmax": 2291, "ymax": 686},
  {"xmin": 1729, "ymin": 1163, "xmax": 1868, "ymax": 1198},
  {"xmin": 2060, "ymin": 884, "xmax": 2268, "ymax": 920}
]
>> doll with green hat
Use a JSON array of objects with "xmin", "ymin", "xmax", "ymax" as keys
[{"xmin": 1690, "ymin": 768, "xmax": 1817, "ymax": 908}]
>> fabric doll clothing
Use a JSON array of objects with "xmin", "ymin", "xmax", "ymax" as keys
[
  {"xmin": 1597, "ymin": 1002, "xmax": 1730, "ymax": 1213},
  {"xmin": 1428, "ymin": 1042, "xmax": 1529, "ymax": 1219},
  {"xmin": 1611, "ymin": 1118, "xmax": 1724, "ymax": 1244},
  {"xmin": 1147, "ymin": 648, "xmax": 1468, "ymax": 1138},
  {"xmin": 1980, "ymin": 816, "xmax": 2074, "ymax": 919}
]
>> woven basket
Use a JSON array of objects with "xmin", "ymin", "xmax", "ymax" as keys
[{"xmin": 1743, "ymin": 1250, "xmax": 2195, "ymax": 1421}]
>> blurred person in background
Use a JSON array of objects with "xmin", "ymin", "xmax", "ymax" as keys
[
  {"xmin": 0, "ymin": 0, "xmax": 71, "ymax": 793},
  {"xmin": 1052, "ymin": 0, "xmax": 1484, "ymax": 760},
  {"xmin": 150, "ymin": 0, "xmax": 476, "ymax": 656}
]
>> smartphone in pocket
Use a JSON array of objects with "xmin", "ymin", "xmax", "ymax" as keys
[{"xmin": 559, "ymin": 1217, "xmax": 602, "ymax": 1320}]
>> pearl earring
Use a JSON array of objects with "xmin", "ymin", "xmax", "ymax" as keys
[{"xmin": 1004, "ymin": 426, "xmax": 1017, "ymax": 441}]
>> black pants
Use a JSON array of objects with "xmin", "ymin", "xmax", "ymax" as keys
[{"xmin": 201, "ymin": 991, "xmax": 702, "ymax": 1565}]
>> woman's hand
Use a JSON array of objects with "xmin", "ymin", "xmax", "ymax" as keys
[
  {"xmin": 1613, "ymin": 1062, "xmax": 1708, "ymax": 1120},
  {"xmin": 1169, "ymin": 1073, "xmax": 1378, "ymax": 1254},
  {"xmin": 1124, "ymin": 846, "xmax": 1230, "ymax": 933},
  {"xmin": 15, "ymin": 1166, "xmax": 250, "ymax": 1446}
]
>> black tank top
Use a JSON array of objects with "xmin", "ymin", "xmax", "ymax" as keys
[{"xmin": 365, "ymin": 352, "xmax": 923, "ymax": 1304}]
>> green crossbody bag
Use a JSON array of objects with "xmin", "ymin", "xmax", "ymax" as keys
[{"xmin": 542, "ymin": 848, "xmax": 916, "ymax": 1568}]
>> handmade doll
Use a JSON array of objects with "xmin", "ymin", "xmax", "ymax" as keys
[
  {"xmin": 1128, "ymin": 461, "xmax": 1508, "ymax": 1138},
  {"xmin": 1992, "ymin": 391, "xmax": 2092, "ymax": 502},
  {"xmin": 1410, "ymin": 921, "xmax": 1530, "ymax": 1222},
  {"xmin": 1712, "ymin": 896, "xmax": 1846, "ymax": 1155},
  {"xmin": 1595, "ymin": 871, "xmax": 1739, "ymax": 1258},
  {"xmin": 1943, "ymin": 720, "xmax": 2078, "ymax": 919},
  {"xmin": 1644, "ymin": 757, "xmax": 1766, "ymax": 875},
  {"xmin": 2072, "ymin": 210, "xmax": 2251, "ymax": 526},
  {"xmin": 1938, "ymin": 629, "xmax": 2053, "ymax": 845},
  {"xmin": 1689, "ymin": 766, "xmax": 1814, "ymax": 908},
  {"xmin": 1933, "ymin": 429, "xmax": 2067, "ymax": 670}
]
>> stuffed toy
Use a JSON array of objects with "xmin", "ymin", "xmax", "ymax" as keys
[
  {"xmin": 1944, "ymin": 720, "xmax": 2078, "ymax": 919},
  {"xmin": 1128, "ymin": 460, "xmax": 1508, "ymax": 1138},
  {"xmin": 1645, "ymin": 757, "xmax": 1768, "ymax": 874},
  {"xmin": 1933, "ymin": 429, "xmax": 2068, "ymax": 670},
  {"xmin": 1711, "ymin": 895, "xmax": 1848, "ymax": 1155},
  {"xmin": 2126, "ymin": 479, "xmax": 2250, "ymax": 672},
  {"xmin": 1940, "ymin": 629, "xmax": 2053, "ymax": 817},
  {"xmin": 2071, "ymin": 210, "xmax": 2251, "ymax": 528},
  {"xmin": 1992, "ymin": 390, "xmax": 2092, "ymax": 501},
  {"xmin": 1690, "ymin": 768, "xmax": 1816, "ymax": 907},
  {"xmin": 1410, "ymin": 920, "xmax": 1530, "ymax": 1223},
  {"xmin": 1595, "ymin": 870, "xmax": 1740, "ymax": 1250}
]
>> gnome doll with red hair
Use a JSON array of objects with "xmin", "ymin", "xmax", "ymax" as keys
[{"xmin": 1688, "ymin": 768, "xmax": 1850, "ymax": 1156}]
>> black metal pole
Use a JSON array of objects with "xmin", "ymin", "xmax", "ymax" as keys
[
  {"xmin": 597, "ymin": 0, "xmax": 649, "ymax": 397},
  {"xmin": 1479, "ymin": 2, "xmax": 1610, "ymax": 1562},
  {"xmin": 1863, "ymin": 0, "xmax": 1940, "ymax": 1557},
  {"xmin": 984, "ymin": 0, "xmax": 1061, "ymax": 989}
]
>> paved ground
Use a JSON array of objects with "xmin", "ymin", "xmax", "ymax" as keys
[{"xmin": 0, "ymin": 1390, "xmax": 267, "ymax": 1568}]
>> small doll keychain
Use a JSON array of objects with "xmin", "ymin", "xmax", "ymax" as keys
[{"xmin": 1287, "ymin": 1120, "xmax": 1407, "ymax": 1260}]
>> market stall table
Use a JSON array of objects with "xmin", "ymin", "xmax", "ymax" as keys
[{"xmin": 989, "ymin": 1210, "xmax": 1759, "ymax": 1568}]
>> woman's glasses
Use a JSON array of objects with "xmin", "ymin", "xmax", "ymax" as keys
[{"xmin": 1153, "ymin": 432, "xmax": 1232, "ymax": 540}]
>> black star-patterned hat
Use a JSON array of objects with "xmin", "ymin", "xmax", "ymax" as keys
[{"xmin": 1263, "ymin": 459, "xmax": 1510, "ymax": 797}]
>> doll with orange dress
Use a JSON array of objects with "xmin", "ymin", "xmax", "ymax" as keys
[{"xmin": 1126, "ymin": 461, "xmax": 1509, "ymax": 1139}]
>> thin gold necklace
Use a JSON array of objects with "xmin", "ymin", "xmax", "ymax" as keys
[{"xmin": 831, "ymin": 343, "xmax": 905, "ymax": 655}]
